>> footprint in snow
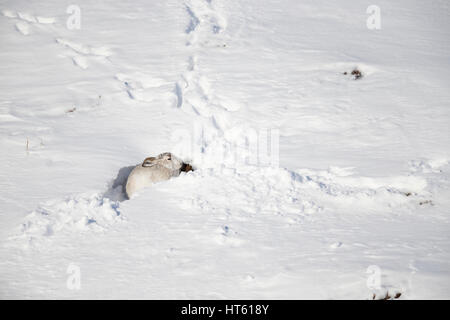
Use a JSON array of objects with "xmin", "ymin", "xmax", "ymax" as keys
[
  {"xmin": 214, "ymin": 225, "xmax": 244, "ymax": 247},
  {"xmin": 15, "ymin": 22, "xmax": 30, "ymax": 35}
]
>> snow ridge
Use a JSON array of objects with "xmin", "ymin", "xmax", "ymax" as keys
[{"xmin": 8, "ymin": 194, "xmax": 123, "ymax": 247}]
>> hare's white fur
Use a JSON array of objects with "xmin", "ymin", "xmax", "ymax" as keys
[{"xmin": 125, "ymin": 153, "xmax": 183, "ymax": 198}]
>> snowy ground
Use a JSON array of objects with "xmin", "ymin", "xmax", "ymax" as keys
[{"xmin": 0, "ymin": 0, "xmax": 449, "ymax": 299}]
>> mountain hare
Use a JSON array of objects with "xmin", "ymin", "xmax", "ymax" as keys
[{"xmin": 125, "ymin": 152, "xmax": 193, "ymax": 198}]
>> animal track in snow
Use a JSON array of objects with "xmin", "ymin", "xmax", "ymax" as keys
[
  {"xmin": 2, "ymin": 9, "xmax": 55, "ymax": 24},
  {"xmin": 2, "ymin": 9, "xmax": 55, "ymax": 36},
  {"xmin": 409, "ymin": 158, "xmax": 448, "ymax": 174},
  {"xmin": 1, "ymin": 9, "xmax": 16, "ymax": 18},
  {"xmin": 16, "ymin": 12, "xmax": 37, "ymax": 23},
  {"xmin": 184, "ymin": 0, "xmax": 227, "ymax": 46},
  {"xmin": 185, "ymin": 4, "xmax": 200, "ymax": 34},
  {"xmin": 36, "ymin": 16, "xmax": 56, "ymax": 24},
  {"xmin": 115, "ymin": 73, "xmax": 177, "ymax": 104},
  {"xmin": 56, "ymin": 38, "xmax": 112, "ymax": 57},
  {"xmin": 72, "ymin": 56, "xmax": 88, "ymax": 70},
  {"xmin": 214, "ymin": 225, "xmax": 245, "ymax": 247},
  {"xmin": 173, "ymin": 0, "xmax": 247, "ymax": 169},
  {"xmin": 56, "ymin": 38, "xmax": 112, "ymax": 69},
  {"xmin": 15, "ymin": 22, "xmax": 30, "ymax": 35},
  {"xmin": 174, "ymin": 82, "xmax": 184, "ymax": 108}
]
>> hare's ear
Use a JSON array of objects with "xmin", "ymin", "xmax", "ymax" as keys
[{"xmin": 142, "ymin": 157, "xmax": 156, "ymax": 167}]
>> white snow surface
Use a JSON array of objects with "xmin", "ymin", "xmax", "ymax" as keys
[{"xmin": 0, "ymin": 0, "xmax": 449, "ymax": 299}]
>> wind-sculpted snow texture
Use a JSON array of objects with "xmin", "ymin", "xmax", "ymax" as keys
[{"xmin": 0, "ymin": 0, "xmax": 449, "ymax": 299}]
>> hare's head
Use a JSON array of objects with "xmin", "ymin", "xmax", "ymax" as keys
[
  {"xmin": 156, "ymin": 152, "xmax": 183, "ymax": 171},
  {"xmin": 141, "ymin": 152, "xmax": 194, "ymax": 177},
  {"xmin": 141, "ymin": 153, "xmax": 184, "ymax": 171}
]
